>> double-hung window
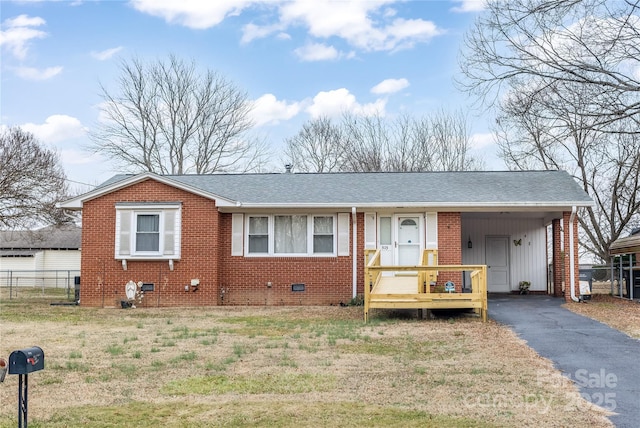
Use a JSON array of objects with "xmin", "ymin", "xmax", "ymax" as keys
[
  {"xmin": 248, "ymin": 216, "xmax": 269, "ymax": 254},
  {"xmin": 135, "ymin": 213, "xmax": 160, "ymax": 253},
  {"xmin": 313, "ymin": 216, "xmax": 334, "ymax": 254},
  {"xmin": 115, "ymin": 203, "xmax": 181, "ymax": 259}
]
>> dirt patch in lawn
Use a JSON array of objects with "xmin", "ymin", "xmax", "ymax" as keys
[
  {"xmin": 564, "ymin": 294, "xmax": 640, "ymax": 338},
  {"xmin": 0, "ymin": 294, "xmax": 613, "ymax": 427}
]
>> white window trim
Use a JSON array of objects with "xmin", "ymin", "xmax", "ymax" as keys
[
  {"xmin": 312, "ymin": 215, "xmax": 336, "ymax": 255},
  {"xmin": 133, "ymin": 211, "xmax": 163, "ymax": 256},
  {"xmin": 244, "ymin": 214, "xmax": 338, "ymax": 257},
  {"xmin": 115, "ymin": 203, "xmax": 181, "ymax": 260}
]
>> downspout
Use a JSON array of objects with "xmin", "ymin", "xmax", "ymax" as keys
[
  {"xmin": 352, "ymin": 207, "xmax": 357, "ymax": 299},
  {"xmin": 569, "ymin": 206, "xmax": 579, "ymax": 302}
]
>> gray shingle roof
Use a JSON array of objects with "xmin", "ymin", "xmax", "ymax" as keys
[
  {"xmin": 0, "ymin": 224, "xmax": 81, "ymax": 250},
  {"xmin": 85, "ymin": 170, "xmax": 593, "ymax": 209}
]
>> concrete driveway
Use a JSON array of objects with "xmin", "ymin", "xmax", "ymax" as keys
[{"xmin": 489, "ymin": 295, "xmax": 640, "ymax": 428}]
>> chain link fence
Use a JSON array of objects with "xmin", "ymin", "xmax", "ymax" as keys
[
  {"xmin": 0, "ymin": 270, "xmax": 80, "ymax": 301},
  {"xmin": 586, "ymin": 265, "xmax": 639, "ymax": 298}
]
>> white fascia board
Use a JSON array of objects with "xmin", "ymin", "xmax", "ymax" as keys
[
  {"xmin": 217, "ymin": 200, "xmax": 594, "ymax": 211},
  {"xmin": 58, "ymin": 172, "xmax": 237, "ymax": 209}
]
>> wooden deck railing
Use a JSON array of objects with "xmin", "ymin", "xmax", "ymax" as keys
[{"xmin": 363, "ymin": 249, "xmax": 487, "ymax": 322}]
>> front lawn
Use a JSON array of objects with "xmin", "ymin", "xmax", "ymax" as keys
[{"xmin": 0, "ymin": 295, "xmax": 612, "ymax": 427}]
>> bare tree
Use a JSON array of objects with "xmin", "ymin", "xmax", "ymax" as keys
[
  {"xmin": 493, "ymin": 74, "xmax": 640, "ymax": 261},
  {"xmin": 284, "ymin": 111, "xmax": 483, "ymax": 173},
  {"xmin": 90, "ymin": 55, "xmax": 268, "ymax": 174},
  {"xmin": 284, "ymin": 116, "xmax": 346, "ymax": 172},
  {"xmin": 340, "ymin": 114, "xmax": 390, "ymax": 172},
  {"xmin": 458, "ymin": 0, "xmax": 640, "ymax": 129},
  {"xmin": 0, "ymin": 127, "xmax": 71, "ymax": 229}
]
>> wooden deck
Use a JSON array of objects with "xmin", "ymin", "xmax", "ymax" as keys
[{"xmin": 364, "ymin": 250, "xmax": 488, "ymax": 322}]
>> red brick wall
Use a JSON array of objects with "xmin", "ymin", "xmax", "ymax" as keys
[
  {"xmin": 563, "ymin": 211, "xmax": 580, "ymax": 302},
  {"xmin": 436, "ymin": 212, "xmax": 463, "ymax": 291},
  {"xmin": 81, "ymin": 184, "xmax": 462, "ymax": 307},
  {"xmin": 218, "ymin": 212, "xmax": 360, "ymax": 306},
  {"xmin": 552, "ymin": 219, "xmax": 564, "ymax": 297},
  {"xmin": 79, "ymin": 179, "xmax": 219, "ymax": 307}
]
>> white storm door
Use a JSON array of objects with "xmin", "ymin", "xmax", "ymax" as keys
[
  {"xmin": 396, "ymin": 216, "xmax": 421, "ymax": 269},
  {"xmin": 486, "ymin": 236, "xmax": 510, "ymax": 292}
]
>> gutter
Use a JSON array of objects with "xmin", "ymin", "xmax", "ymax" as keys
[
  {"xmin": 352, "ymin": 207, "xmax": 357, "ymax": 299},
  {"xmin": 569, "ymin": 206, "xmax": 579, "ymax": 302}
]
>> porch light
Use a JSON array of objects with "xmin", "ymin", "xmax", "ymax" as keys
[{"xmin": 467, "ymin": 236, "xmax": 472, "ymax": 249}]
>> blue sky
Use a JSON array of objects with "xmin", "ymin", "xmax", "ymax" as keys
[{"xmin": 0, "ymin": 0, "xmax": 499, "ymax": 191}]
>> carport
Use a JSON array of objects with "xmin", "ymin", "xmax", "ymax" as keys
[{"xmin": 609, "ymin": 229, "xmax": 640, "ymax": 300}]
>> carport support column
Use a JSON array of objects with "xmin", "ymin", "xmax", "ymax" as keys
[
  {"xmin": 563, "ymin": 211, "xmax": 580, "ymax": 303},
  {"xmin": 552, "ymin": 219, "xmax": 564, "ymax": 297}
]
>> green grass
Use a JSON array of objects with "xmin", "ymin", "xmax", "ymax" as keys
[
  {"xmin": 162, "ymin": 373, "xmax": 336, "ymax": 395},
  {"xmin": 0, "ymin": 401, "xmax": 495, "ymax": 428}
]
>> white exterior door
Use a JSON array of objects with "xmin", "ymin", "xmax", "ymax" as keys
[
  {"xmin": 396, "ymin": 216, "xmax": 421, "ymax": 267},
  {"xmin": 486, "ymin": 236, "xmax": 510, "ymax": 292}
]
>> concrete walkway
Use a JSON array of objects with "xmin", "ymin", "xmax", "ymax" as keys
[{"xmin": 489, "ymin": 295, "xmax": 640, "ymax": 428}]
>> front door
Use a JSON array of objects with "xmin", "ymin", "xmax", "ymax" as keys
[
  {"xmin": 396, "ymin": 216, "xmax": 421, "ymax": 268},
  {"xmin": 486, "ymin": 236, "xmax": 510, "ymax": 292}
]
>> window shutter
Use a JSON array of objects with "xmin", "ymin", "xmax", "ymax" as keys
[
  {"xmin": 364, "ymin": 212, "xmax": 376, "ymax": 249},
  {"xmin": 337, "ymin": 213, "xmax": 350, "ymax": 256},
  {"xmin": 117, "ymin": 210, "xmax": 131, "ymax": 257},
  {"xmin": 231, "ymin": 213, "xmax": 244, "ymax": 256},
  {"xmin": 163, "ymin": 209, "xmax": 176, "ymax": 256},
  {"xmin": 425, "ymin": 212, "xmax": 438, "ymax": 249}
]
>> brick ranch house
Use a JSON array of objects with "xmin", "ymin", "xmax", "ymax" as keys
[{"xmin": 59, "ymin": 170, "xmax": 593, "ymax": 308}]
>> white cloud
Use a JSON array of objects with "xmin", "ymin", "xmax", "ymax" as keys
[
  {"xmin": 371, "ymin": 78, "xmax": 409, "ymax": 95},
  {"xmin": 14, "ymin": 66, "xmax": 63, "ymax": 80},
  {"xmin": 294, "ymin": 42, "xmax": 339, "ymax": 61},
  {"xmin": 241, "ymin": 22, "xmax": 284, "ymax": 44},
  {"xmin": 450, "ymin": 0, "xmax": 486, "ymax": 13},
  {"xmin": 132, "ymin": 1, "xmax": 443, "ymax": 54},
  {"xmin": 130, "ymin": 0, "xmax": 258, "ymax": 30},
  {"xmin": 251, "ymin": 94, "xmax": 301, "ymax": 126},
  {"xmin": 469, "ymin": 132, "xmax": 495, "ymax": 150},
  {"xmin": 21, "ymin": 115, "xmax": 87, "ymax": 144},
  {"xmin": 278, "ymin": 1, "xmax": 442, "ymax": 52},
  {"xmin": 90, "ymin": 46, "xmax": 123, "ymax": 61},
  {"xmin": 0, "ymin": 14, "xmax": 47, "ymax": 60},
  {"xmin": 306, "ymin": 88, "xmax": 386, "ymax": 118}
]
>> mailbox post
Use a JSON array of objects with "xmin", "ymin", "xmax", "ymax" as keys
[{"xmin": 8, "ymin": 346, "xmax": 45, "ymax": 428}]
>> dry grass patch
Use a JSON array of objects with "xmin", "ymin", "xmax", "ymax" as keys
[
  {"xmin": 565, "ymin": 294, "xmax": 640, "ymax": 338},
  {"xmin": 0, "ymin": 292, "xmax": 612, "ymax": 427}
]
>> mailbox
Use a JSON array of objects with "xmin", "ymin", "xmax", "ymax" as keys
[{"xmin": 9, "ymin": 347, "xmax": 45, "ymax": 375}]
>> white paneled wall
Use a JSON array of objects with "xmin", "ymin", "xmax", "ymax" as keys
[
  {"xmin": 42, "ymin": 250, "xmax": 81, "ymax": 271},
  {"xmin": 462, "ymin": 217, "xmax": 547, "ymax": 292},
  {"xmin": 0, "ymin": 250, "xmax": 80, "ymax": 274}
]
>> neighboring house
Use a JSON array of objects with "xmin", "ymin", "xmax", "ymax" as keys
[
  {"xmin": 0, "ymin": 224, "xmax": 81, "ymax": 287},
  {"xmin": 59, "ymin": 171, "xmax": 593, "ymax": 308},
  {"xmin": 609, "ymin": 227, "xmax": 640, "ymax": 299}
]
